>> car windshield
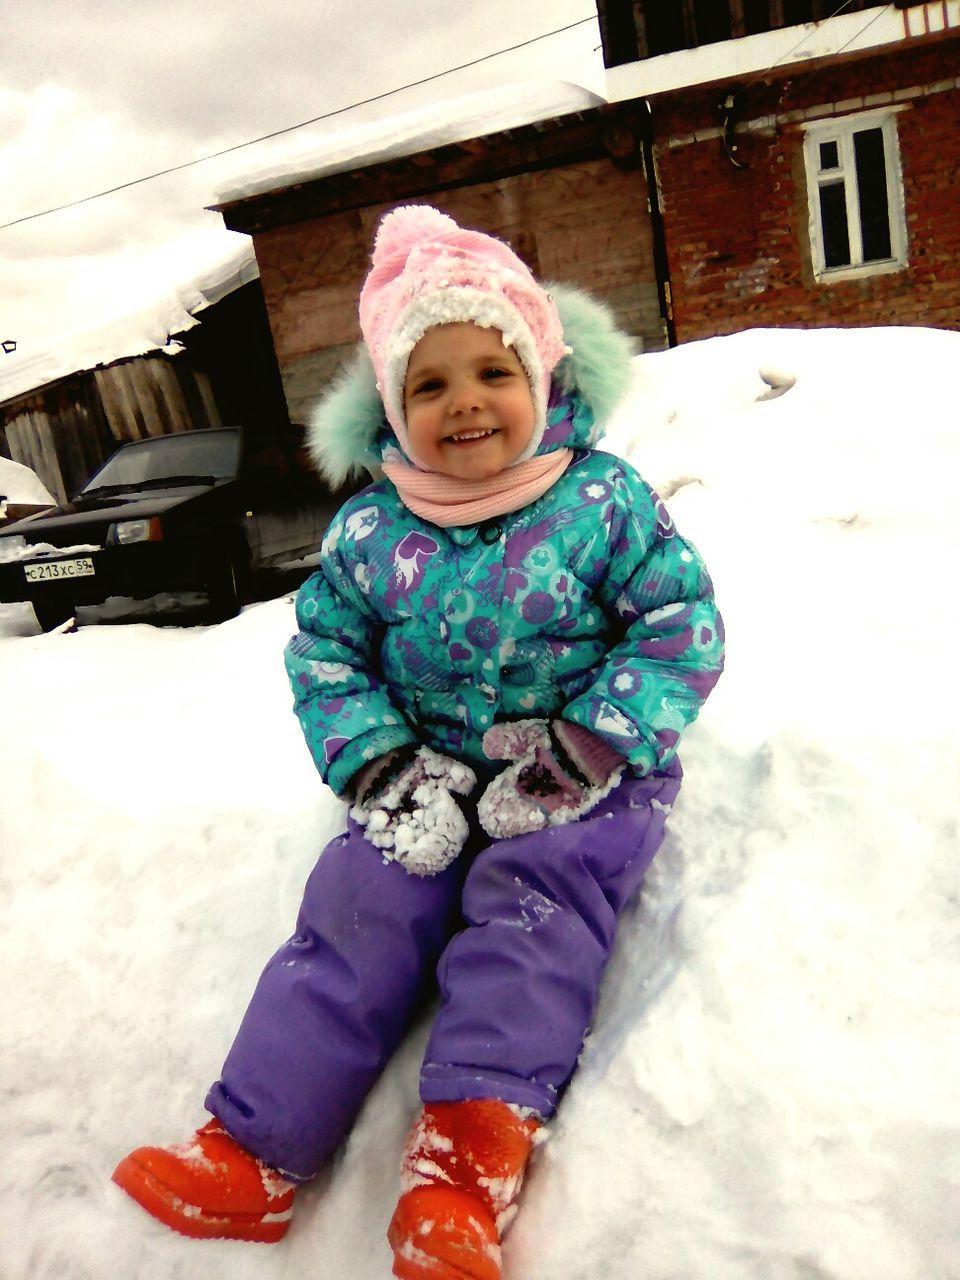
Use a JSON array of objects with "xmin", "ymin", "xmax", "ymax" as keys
[{"xmin": 80, "ymin": 430, "xmax": 242, "ymax": 495}]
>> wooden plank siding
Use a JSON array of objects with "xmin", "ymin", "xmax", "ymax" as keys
[
  {"xmin": 1, "ymin": 282, "xmax": 288, "ymax": 502},
  {"xmin": 1, "ymin": 356, "xmax": 220, "ymax": 502},
  {"xmin": 93, "ymin": 358, "xmax": 217, "ymax": 441},
  {"xmin": 0, "ymin": 374, "xmax": 115, "ymax": 503},
  {"xmin": 598, "ymin": 0, "xmax": 888, "ymax": 58}
]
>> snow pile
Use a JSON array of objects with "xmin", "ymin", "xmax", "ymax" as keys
[
  {"xmin": 1, "ymin": 326, "xmax": 957, "ymax": 1280},
  {"xmin": 0, "ymin": 455, "xmax": 55, "ymax": 506},
  {"xmin": 0, "ymin": 539, "xmax": 101, "ymax": 564}
]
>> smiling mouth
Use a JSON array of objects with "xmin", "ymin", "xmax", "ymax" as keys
[{"xmin": 445, "ymin": 428, "xmax": 499, "ymax": 445}]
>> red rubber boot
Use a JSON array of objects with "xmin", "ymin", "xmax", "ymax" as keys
[
  {"xmin": 112, "ymin": 1118, "xmax": 296, "ymax": 1242},
  {"xmin": 388, "ymin": 1100, "xmax": 541, "ymax": 1280}
]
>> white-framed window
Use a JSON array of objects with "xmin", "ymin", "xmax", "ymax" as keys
[{"xmin": 802, "ymin": 110, "xmax": 908, "ymax": 282}]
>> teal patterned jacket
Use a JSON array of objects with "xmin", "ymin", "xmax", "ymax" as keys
[{"xmin": 286, "ymin": 287, "xmax": 724, "ymax": 796}]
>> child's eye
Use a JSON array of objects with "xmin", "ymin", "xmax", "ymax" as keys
[
  {"xmin": 410, "ymin": 377, "xmax": 443, "ymax": 396},
  {"xmin": 482, "ymin": 367, "xmax": 510, "ymax": 381}
]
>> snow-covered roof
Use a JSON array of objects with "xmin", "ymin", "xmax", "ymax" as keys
[
  {"xmin": 0, "ymin": 240, "xmax": 259, "ymax": 409},
  {"xmin": 1, "ymin": 83, "xmax": 601, "ymax": 413},
  {"xmin": 214, "ymin": 8, "xmax": 960, "ymax": 214},
  {"xmin": 214, "ymin": 81, "xmax": 606, "ymax": 207}
]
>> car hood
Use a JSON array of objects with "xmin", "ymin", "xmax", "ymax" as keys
[{"xmin": 0, "ymin": 483, "xmax": 222, "ymax": 544}]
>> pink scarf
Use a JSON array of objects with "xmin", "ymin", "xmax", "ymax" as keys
[{"xmin": 381, "ymin": 449, "xmax": 572, "ymax": 528}]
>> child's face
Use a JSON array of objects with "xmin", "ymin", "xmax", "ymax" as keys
[{"xmin": 403, "ymin": 323, "xmax": 536, "ymax": 480}]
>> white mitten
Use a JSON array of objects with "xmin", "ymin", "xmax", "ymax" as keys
[
  {"xmin": 350, "ymin": 746, "xmax": 477, "ymax": 876},
  {"xmin": 477, "ymin": 719, "xmax": 626, "ymax": 839}
]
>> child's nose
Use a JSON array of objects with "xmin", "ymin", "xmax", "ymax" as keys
[{"xmin": 448, "ymin": 380, "xmax": 482, "ymax": 414}]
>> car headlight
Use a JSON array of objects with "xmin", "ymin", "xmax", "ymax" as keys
[{"xmin": 108, "ymin": 517, "xmax": 163, "ymax": 545}]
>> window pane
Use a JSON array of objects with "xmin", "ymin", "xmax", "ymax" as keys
[
  {"xmin": 854, "ymin": 127, "xmax": 892, "ymax": 261},
  {"xmin": 819, "ymin": 140, "xmax": 840, "ymax": 171},
  {"xmin": 819, "ymin": 181, "xmax": 851, "ymax": 268}
]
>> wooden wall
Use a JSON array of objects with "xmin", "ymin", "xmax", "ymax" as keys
[
  {"xmin": 0, "ymin": 374, "xmax": 114, "ymax": 505},
  {"xmin": 0, "ymin": 356, "xmax": 219, "ymax": 504},
  {"xmin": 251, "ymin": 158, "xmax": 664, "ymax": 427},
  {"xmin": 0, "ymin": 281, "xmax": 289, "ymax": 504},
  {"xmin": 597, "ymin": 0, "xmax": 888, "ymax": 63},
  {"xmin": 94, "ymin": 358, "xmax": 219, "ymax": 443}
]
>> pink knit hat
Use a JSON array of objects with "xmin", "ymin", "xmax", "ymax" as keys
[{"xmin": 358, "ymin": 205, "xmax": 569, "ymax": 468}]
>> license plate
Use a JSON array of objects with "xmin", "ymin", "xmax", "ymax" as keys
[{"xmin": 24, "ymin": 557, "xmax": 95, "ymax": 582}]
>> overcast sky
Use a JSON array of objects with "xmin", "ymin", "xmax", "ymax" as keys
[{"xmin": 1, "ymin": 1, "xmax": 602, "ymax": 360}]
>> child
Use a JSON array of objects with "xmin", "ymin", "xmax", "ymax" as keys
[{"xmin": 112, "ymin": 205, "xmax": 724, "ymax": 1278}]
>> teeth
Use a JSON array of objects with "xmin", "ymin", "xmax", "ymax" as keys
[{"xmin": 449, "ymin": 429, "xmax": 495, "ymax": 442}]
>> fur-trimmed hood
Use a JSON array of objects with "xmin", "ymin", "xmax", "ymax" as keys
[{"xmin": 306, "ymin": 284, "xmax": 635, "ymax": 486}]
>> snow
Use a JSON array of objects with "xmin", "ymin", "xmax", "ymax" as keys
[
  {"xmin": 2, "ymin": 325, "xmax": 958, "ymax": 1279},
  {"xmin": 0, "ymin": 456, "xmax": 55, "ymax": 507},
  {"xmin": 350, "ymin": 745, "xmax": 478, "ymax": 877},
  {"xmin": 0, "ymin": 238, "xmax": 258, "ymax": 408},
  {"xmin": 0, "ymin": 539, "xmax": 100, "ymax": 564},
  {"xmin": 215, "ymin": 81, "xmax": 605, "ymax": 206},
  {"xmin": 1, "ymin": 81, "xmax": 602, "ymax": 413}
]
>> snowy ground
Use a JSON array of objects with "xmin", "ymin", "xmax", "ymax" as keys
[{"xmin": 2, "ymin": 327, "xmax": 957, "ymax": 1280}]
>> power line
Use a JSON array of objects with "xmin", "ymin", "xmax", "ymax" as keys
[
  {"xmin": 828, "ymin": 2, "xmax": 892, "ymax": 60},
  {"xmin": 762, "ymin": 0, "xmax": 857, "ymax": 74},
  {"xmin": 0, "ymin": 15, "xmax": 597, "ymax": 233},
  {"xmin": 761, "ymin": 2, "xmax": 892, "ymax": 77}
]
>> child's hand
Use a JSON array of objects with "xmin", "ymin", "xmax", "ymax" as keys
[
  {"xmin": 477, "ymin": 720, "xmax": 626, "ymax": 839},
  {"xmin": 350, "ymin": 746, "xmax": 477, "ymax": 876}
]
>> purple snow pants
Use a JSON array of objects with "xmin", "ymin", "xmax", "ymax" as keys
[{"xmin": 205, "ymin": 762, "xmax": 681, "ymax": 1180}]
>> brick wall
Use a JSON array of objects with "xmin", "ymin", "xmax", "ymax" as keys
[
  {"xmin": 251, "ymin": 159, "xmax": 664, "ymax": 426},
  {"xmin": 653, "ymin": 38, "xmax": 960, "ymax": 341}
]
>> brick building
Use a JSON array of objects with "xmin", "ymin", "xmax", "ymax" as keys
[
  {"xmin": 214, "ymin": 3, "xmax": 959, "ymax": 431},
  {"xmin": 6, "ymin": 6, "xmax": 957, "ymax": 482},
  {"xmin": 215, "ymin": 87, "xmax": 666, "ymax": 426},
  {"xmin": 601, "ymin": 0, "xmax": 960, "ymax": 340}
]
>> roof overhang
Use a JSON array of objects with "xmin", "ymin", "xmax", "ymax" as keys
[{"xmin": 604, "ymin": 1, "xmax": 960, "ymax": 103}]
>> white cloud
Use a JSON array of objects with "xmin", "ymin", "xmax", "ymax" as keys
[{"xmin": 1, "ymin": 1, "xmax": 601, "ymax": 358}]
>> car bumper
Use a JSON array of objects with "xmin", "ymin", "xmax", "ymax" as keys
[{"xmin": 0, "ymin": 541, "xmax": 212, "ymax": 609}]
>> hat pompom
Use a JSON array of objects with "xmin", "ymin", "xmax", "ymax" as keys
[{"xmin": 373, "ymin": 205, "xmax": 458, "ymax": 263}]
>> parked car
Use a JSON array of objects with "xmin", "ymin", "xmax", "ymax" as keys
[{"xmin": 0, "ymin": 425, "xmax": 351, "ymax": 630}]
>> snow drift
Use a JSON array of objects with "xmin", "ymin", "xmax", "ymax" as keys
[{"xmin": 1, "ymin": 326, "xmax": 957, "ymax": 1280}]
